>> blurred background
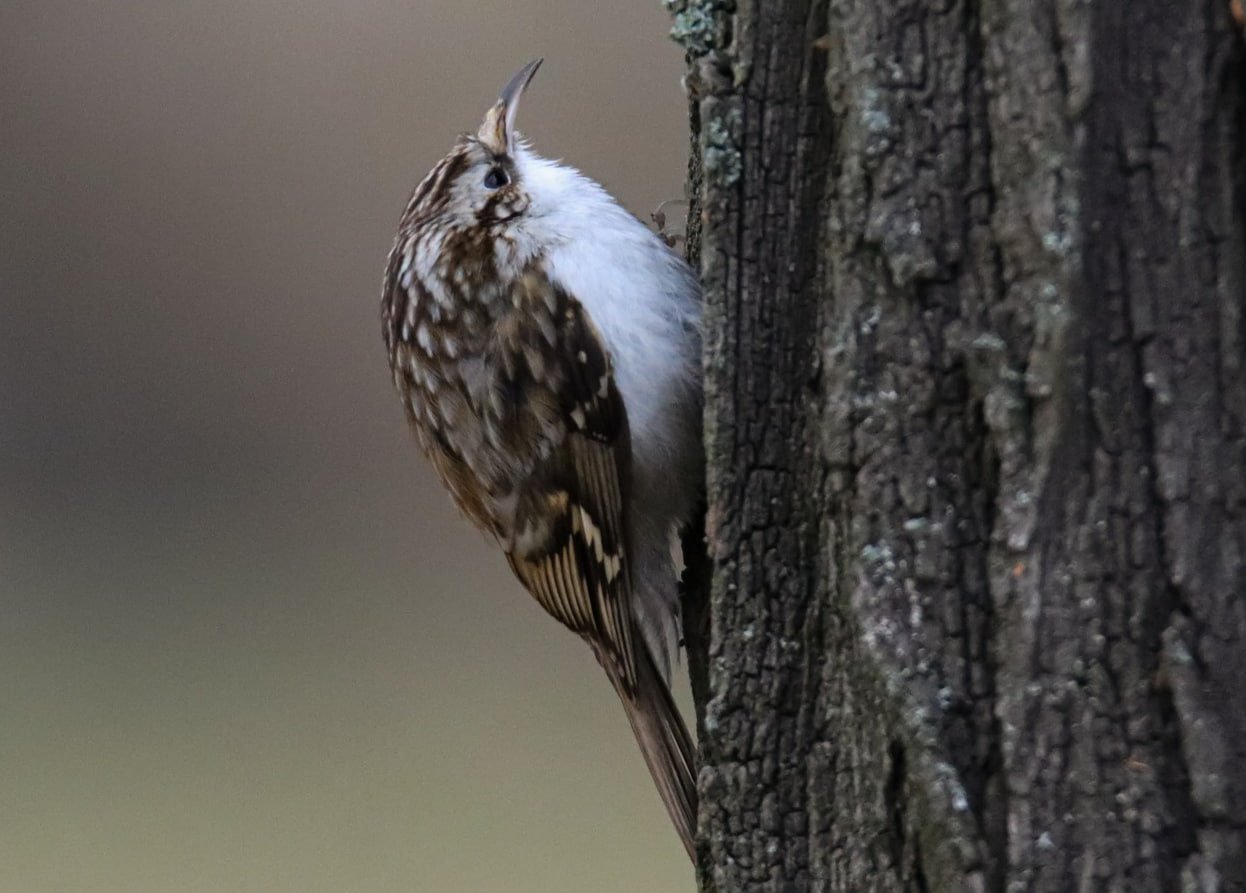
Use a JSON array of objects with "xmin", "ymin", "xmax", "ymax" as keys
[{"xmin": 0, "ymin": 2, "xmax": 692, "ymax": 891}]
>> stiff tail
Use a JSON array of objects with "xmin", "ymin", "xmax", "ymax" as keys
[{"xmin": 607, "ymin": 644, "xmax": 698, "ymax": 862}]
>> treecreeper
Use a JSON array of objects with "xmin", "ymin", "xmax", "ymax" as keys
[{"xmin": 379, "ymin": 59, "xmax": 704, "ymax": 861}]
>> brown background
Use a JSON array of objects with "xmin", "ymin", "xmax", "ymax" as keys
[{"xmin": 0, "ymin": 2, "xmax": 692, "ymax": 890}]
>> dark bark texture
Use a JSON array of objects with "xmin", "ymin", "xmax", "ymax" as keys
[{"xmin": 671, "ymin": 0, "xmax": 1246, "ymax": 889}]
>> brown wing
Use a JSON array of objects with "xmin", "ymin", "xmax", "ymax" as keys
[
  {"xmin": 386, "ymin": 262, "xmax": 696, "ymax": 857},
  {"xmin": 497, "ymin": 270, "xmax": 639, "ymax": 694}
]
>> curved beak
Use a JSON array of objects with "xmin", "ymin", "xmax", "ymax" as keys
[{"xmin": 477, "ymin": 58, "xmax": 543, "ymax": 155}]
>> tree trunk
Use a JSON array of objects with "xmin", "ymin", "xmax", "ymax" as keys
[{"xmin": 671, "ymin": 0, "xmax": 1246, "ymax": 889}]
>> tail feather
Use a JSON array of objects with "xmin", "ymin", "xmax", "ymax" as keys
[{"xmin": 606, "ymin": 643, "xmax": 698, "ymax": 862}]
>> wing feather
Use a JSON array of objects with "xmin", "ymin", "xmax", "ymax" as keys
[
  {"xmin": 405, "ymin": 263, "xmax": 697, "ymax": 858},
  {"xmin": 496, "ymin": 270, "xmax": 638, "ymax": 691}
]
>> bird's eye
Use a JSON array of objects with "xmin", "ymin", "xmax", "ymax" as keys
[{"xmin": 483, "ymin": 167, "xmax": 508, "ymax": 189}]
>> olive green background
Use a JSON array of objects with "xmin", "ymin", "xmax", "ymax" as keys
[{"xmin": 1, "ymin": 2, "xmax": 692, "ymax": 890}]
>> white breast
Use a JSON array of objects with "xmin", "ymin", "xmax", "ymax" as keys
[{"xmin": 510, "ymin": 146, "xmax": 700, "ymax": 457}]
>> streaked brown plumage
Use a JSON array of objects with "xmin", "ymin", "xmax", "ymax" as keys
[{"xmin": 380, "ymin": 60, "xmax": 699, "ymax": 860}]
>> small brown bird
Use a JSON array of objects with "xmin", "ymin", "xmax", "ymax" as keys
[{"xmin": 380, "ymin": 60, "xmax": 703, "ymax": 859}]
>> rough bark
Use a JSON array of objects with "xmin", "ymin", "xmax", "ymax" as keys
[{"xmin": 671, "ymin": 0, "xmax": 1246, "ymax": 889}]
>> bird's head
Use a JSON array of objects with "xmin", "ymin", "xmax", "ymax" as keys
[{"xmin": 402, "ymin": 59, "xmax": 547, "ymax": 231}]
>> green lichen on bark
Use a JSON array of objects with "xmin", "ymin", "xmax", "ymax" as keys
[
  {"xmin": 701, "ymin": 109, "xmax": 741, "ymax": 188},
  {"xmin": 664, "ymin": 0, "xmax": 734, "ymax": 58},
  {"xmin": 669, "ymin": 5, "xmax": 716, "ymax": 55}
]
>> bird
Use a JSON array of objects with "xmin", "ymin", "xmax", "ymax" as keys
[{"xmin": 379, "ymin": 59, "xmax": 703, "ymax": 860}]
